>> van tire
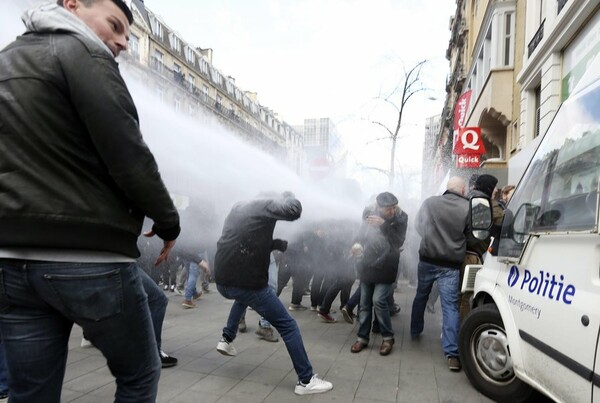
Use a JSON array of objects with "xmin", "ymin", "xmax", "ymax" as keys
[{"xmin": 459, "ymin": 304, "xmax": 536, "ymax": 402}]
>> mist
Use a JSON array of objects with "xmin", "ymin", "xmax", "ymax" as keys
[{"xmin": 2, "ymin": 2, "xmax": 424, "ymax": 287}]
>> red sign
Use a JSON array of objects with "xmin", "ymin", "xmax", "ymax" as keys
[
  {"xmin": 453, "ymin": 90, "xmax": 472, "ymax": 131},
  {"xmin": 453, "ymin": 127, "xmax": 486, "ymax": 155},
  {"xmin": 455, "ymin": 154, "xmax": 480, "ymax": 168}
]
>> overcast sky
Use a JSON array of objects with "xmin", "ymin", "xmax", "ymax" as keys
[{"xmin": 144, "ymin": 0, "xmax": 456, "ymax": 193}]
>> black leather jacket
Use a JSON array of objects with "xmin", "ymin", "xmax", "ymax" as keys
[
  {"xmin": 215, "ymin": 197, "xmax": 302, "ymax": 289},
  {"xmin": 0, "ymin": 25, "xmax": 179, "ymax": 257}
]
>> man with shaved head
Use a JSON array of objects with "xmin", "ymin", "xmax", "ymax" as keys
[{"xmin": 410, "ymin": 176, "xmax": 470, "ymax": 372}]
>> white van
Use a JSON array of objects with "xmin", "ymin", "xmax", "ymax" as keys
[{"xmin": 459, "ymin": 55, "xmax": 600, "ymax": 402}]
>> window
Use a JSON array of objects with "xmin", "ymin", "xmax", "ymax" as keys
[
  {"xmin": 187, "ymin": 74, "xmax": 195, "ymax": 91},
  {"xmin": 149, "ymin": 16, "xmax": 163, "ymax": 39},
  {"xmin": 174, "ymin": 97, "xmax": 181, "ymax": 113},
  {"xmin": 184, "ymin": 46, "xmax": 196, "ymax": 64},
  {"xmin": 502, "ymin": 12, "xmax": 514, "ymax": 66},
  {"xmin": 152, "ymin": 50, "xmax": 163, "ymax": 72},
  {"xmin": 498, "ymin": 82, "xmax": 600, "ymax": 258},
  {"xmin": 202, "ymin": 85, "xmax": 209, "ymax": 102},
  {"xmin": 128, "ymin": 34, "xmax": 139, "ymax": 60},
  {"xmin": 169, "ymin": 33, "xmax": 181, "ymax": 52}
]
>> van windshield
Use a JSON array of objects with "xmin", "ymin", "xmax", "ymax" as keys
[{"xmin": 498, "ymin": 81, "xmax": 600, "ymax": 258}]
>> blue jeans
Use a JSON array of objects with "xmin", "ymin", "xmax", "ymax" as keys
[
  {"xmin": 185, "ymin": 261, "xmax": 200, "ymax": 300},
  {"xmin": 357, "ymin": 282, "xmax": 394, "ymax": 342},
  {"xmin": 217, "ymin": 284, "xmax": 313, "ymax": 381},
  {"xmin": 139, "ymin": 267, "xmax": 168, "ymax": 352},
  {"xmin": 410, "ymin": 260, "xmax": 460, "ymax": 357},
  {"xmin": 0, "ymin": 260, "xmax": 160, "ymax": 403},
  {"xmin": 0, "ymin": 341, "xmax": 7, "ymax": 397}
]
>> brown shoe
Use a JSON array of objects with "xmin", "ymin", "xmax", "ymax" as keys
[
  {"xmin": 379, "ymin": 339, "xmax": 394, "ymax": 356},
  {"xmin": 351, "ymin": 341, "xmax": 367, "ymax": 353}
]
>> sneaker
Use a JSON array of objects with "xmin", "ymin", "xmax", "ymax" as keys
[
  {"xmin": 170, "ymin": 284, "xmax": 175, "ymax": 292},
  {"xmin": 80, "ymin": 337, "xmax": 93, "ymax": 348},
  {"xmin": 288, "ymin": 304, "xmax": 308, "ymax": 311},
  {"xmin": 341, "ymin": 306, "xmax": 354, "ymax": 324},
  {"xmin": 310, "ymin": 305, "xmax": 318, "ymax": 311},
  {"xmin": 294, "ymin": 374, "xmax": 333, "ymax": 395},
  {"xmin": 182, "ymin": 299, "xmax": 197, "ymax": 309},
  {"xmin": 163, "ymin": 284, "xmax": 169, "ymax": 291},
  {"xmin": 317, "ymin": 311, "xmax": 337, "ymax": 323},
  {"xmin": 448, "ymin": 356, "xmax": 461, "ymax": 371},
  {"xmin": 160, "ymin": 350, "xmax": 178, "ymax": 368},
  {"xmin": 174, "ymin": 287, "xmax": 185, "ymax": 296},
  {"xmin": 216, "ymin": 338, "xmax": 237, "ymax": 356},
  {"xmin": 239, "ymin": 318, "xmax": 247, "ymax": 333},
  {"xmin": 255, "ymin": 327, "xmax": 279, "ymax": 342},
  {"xmin": 192, "ymin": 291, "xmax": 203, "ymax": 301}
]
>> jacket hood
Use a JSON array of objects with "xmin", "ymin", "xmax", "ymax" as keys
[{"xmin": 22, "ymin": 3, "xmax": 113, "ymax": 57}]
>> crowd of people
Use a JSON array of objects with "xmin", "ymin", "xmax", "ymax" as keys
[{"xmin": 0, "ymin": 0, "xmax": 515, "ymax": 401}]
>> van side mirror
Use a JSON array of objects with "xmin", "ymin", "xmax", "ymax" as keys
[
  {"xmin": 512, "ymin": 203, "xmax": 538, "ymax": 243},
  {"xmin": 470, "ymin": 196, "xmax": 492, "ymax": 240}
]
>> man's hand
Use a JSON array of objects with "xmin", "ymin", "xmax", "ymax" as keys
[
  {"xmin": 199, "ymin": 259, "xmax": 211, "ymax": 276},
  {"xmin": 143, "ymin": 230, "xmax": 176, "ymax": 266},
  {"xmin": 366, "ymin": 215, "xmax": 384, "ymax": 226},
  {"xmin": 351, "ymin": 243, "xmax": 364, "ymax": 257}
]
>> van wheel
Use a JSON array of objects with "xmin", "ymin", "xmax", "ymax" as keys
[{"xmin": 459, "ymin": 304, "xmax": 536, "ymax": 402}]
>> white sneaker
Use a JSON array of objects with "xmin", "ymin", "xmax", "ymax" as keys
[
  {"xmin": 81, "ymin": 337, "xmax": 93, "ymax": 348},
  {"xmin": 216, "ymin": 338, "xmax": 237, "ymax": 356},
  {"xmin": 294, "ymin": 374, "xmax": 333, "ymax": 395}
]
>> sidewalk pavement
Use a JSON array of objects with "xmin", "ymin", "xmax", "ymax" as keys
[{"xmin": 62, "ymin": 281, "xmax": 494, "ymax": 402}]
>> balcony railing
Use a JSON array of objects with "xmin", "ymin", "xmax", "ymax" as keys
[{"xmin": 528, "ymin": 19, "xmax": 545, "ymax": 57}]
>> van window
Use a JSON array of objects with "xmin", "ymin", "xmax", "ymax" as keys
[{"xmin": 498, "ymin": 81, "xmax": 600, "ymax": 258}]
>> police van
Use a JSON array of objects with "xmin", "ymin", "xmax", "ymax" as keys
[{"xmin": 459, "ymin": 54, "xmax": 600, "ymax": 402}]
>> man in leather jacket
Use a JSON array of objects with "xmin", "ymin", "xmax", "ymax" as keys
[{"xmin": 0, "ymin": 1, "xmax": 180, "ymax": 401}]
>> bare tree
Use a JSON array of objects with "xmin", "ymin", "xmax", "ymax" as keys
[{"xmin": 363, "ymin": 59, "xmax": 428, "ymax": 188}]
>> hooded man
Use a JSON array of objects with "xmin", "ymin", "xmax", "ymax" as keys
[
  {"xmin": 0, "ymin": 1, "xmax": 180, "ymax": 401},
  {"xmin": 214, "ymin": 192, "xmax": 333, "ymax": 396}
]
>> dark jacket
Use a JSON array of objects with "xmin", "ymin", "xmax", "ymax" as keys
[
  {"xmin": 416, "ymin": 191, "xmax": 470, "ymax": 269},
  {"xmin": 214, "ymin": 197, "xmax": 302, "ymax": 289},
  {"xmin": 356, "ymin": 205, "xmax": 408, "ymax": 284},
  {"xmin": 0, "ymin": 7, "xmax": 179, "ymax": 257}
]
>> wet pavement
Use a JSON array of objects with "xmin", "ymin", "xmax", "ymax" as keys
[{"xmin": 62, "ymin": 281, "xmax": 495, "ymax": 402}]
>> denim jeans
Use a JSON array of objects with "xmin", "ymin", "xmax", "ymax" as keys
[
  {"xmin": 217, "ymin": 284, "xmax": 313, "ymax": 381},
  {"xmin": 0, "ymin": 341, "xmax": 7, "ymax": 397},
  {"xmin": 184, "ymin": 261, "xmax": 200, "ymax": 300},
  {"xmin": 410, "ymin": 260, "xmax": 460, "ymax": 358},
  {"xmin": 346, "ymin": 285, "xmax": 361, "ymax": 311},
  {"xmin": 139, "ymin": 267, "xmax": 168, "ymax": 352},
  {"xmin": 0, "ymin": 260, "xmax": 160, "ymax": 403},
  {"xmin": 357, "ymin": 282, "xmax": 394, "ymax": 342}
]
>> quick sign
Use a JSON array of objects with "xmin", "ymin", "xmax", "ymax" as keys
[
  {"xmin": 453, "ymin": 127, "xmax": 486, "ymax": 155},
  {"xmin": 507, "ymin": 265, "xmax": 576, "ymax": 304},
  {"xmin": 455, "ymin": 154, "xmax": 480, "ymax": 168}
]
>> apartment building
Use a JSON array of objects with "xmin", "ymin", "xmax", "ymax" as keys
[
  {"xmin": 120, "ymin": 0, "xmax": 304, "ymax": 173},
  {"xmin": 430, "ymin": 0, "xmax": 599, "ymax": 192},
  {"xmin": 513, "ymin": 0, "xmax": 600, "ymax": 182},
  {"xmin": 296, "ymin": 118, "xmax": 346, "ymax": 180}
]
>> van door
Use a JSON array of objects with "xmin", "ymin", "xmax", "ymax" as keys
[{"xmin": 496, "ymin": 78, "xmax": 600, "ymax": 402}]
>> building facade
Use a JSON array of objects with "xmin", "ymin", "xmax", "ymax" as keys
[
  {"xmin": 122, "ymin": 0, "xmax": 304, "ymax": 173},
  {"xmin": 432, "ymin": 0, "xmax": 599, "ymax": 192}
]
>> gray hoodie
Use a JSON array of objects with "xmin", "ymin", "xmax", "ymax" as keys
[{"xmin": 23, "ymin": 3, "xmax": 113, "ymax": 56}]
